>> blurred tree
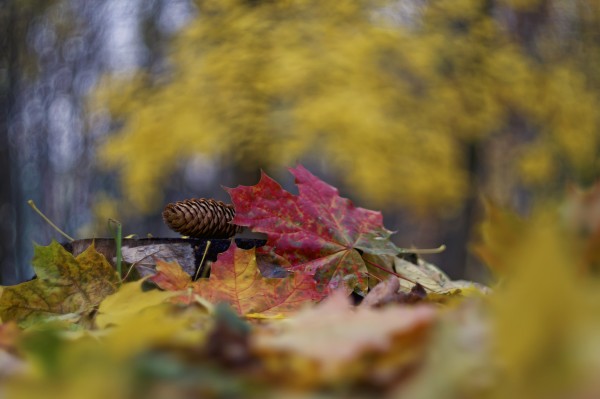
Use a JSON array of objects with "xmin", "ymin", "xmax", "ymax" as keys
[
  {"xmin": 0, "ymin": 1, "xmax": 17, "ymax": 284},
  {"xmin": 0, "ymin": 1, "xmax": 53, "ymax": 284},
  {"xmin": 94, "ymin": 0, "xmax": 600, "ymax": 218},
  {"xmin": 2, "ymin": 0, "xmax": 157, "ymax": 283}
]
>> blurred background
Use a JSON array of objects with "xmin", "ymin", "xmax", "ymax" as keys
[{"xmin": 1, "ymin": 0, "xmax": 599, "ymax": 285}]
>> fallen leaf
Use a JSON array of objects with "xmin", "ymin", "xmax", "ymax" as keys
[
  {"xmin": 0, "ymin": 241, "xmax": 119, "ymax": 326},
  {"xmin": 397, "ymin": 300, "xmax": 492, "ymax": 399},
  {"xmin": 226, "ymin": 165, "xmax": 400, "ymax": 293},
  {"xmin": 562, "ymin": 182, "xmax": 600, "ymax": 234},
  {"xmin": 488, "ymin": 210, "xmax": 591, "ymax": 399},
  {"xmin": 253, "ymin": 290, "xmax": 437, "ymax": 385},
  {"xmin": 0, "ymin": 321, "xmax": 20, "ymax": 353},
  {"xmin": 562, "ymin": 183, "xmax": 600, "ymax": 271},
  {"xmin": 149, "ymin": 260, "xmax": 191, "ymax": 291},
  {"xmin": 472, "ymin": 201, "xmax": 524, "ymax": 275},
  {"xmin": 203, "ymin": 303, "xmax": 253, "ymax": 368},
  {"xmin": 150, "ymin": 243, "xmax": 325, "ymax": 316},
  {"xmin": 364, "ymin": 253, "xmax": 489, "ymax": 300},
  {"xmin": 95, "ymin": 279, "xmax": 179, "ymax": 329},
  {"xmin": 0, "ymin": 349, "xmax": 26, "ymax": 379},
  {"xmin": 102, "ymin": 302, "xmax": 205, "ymax": 357},
  {"xmin": 395, "ymin": 257, "xmax": 489, "ymax": 296},
  {"xmin": 360, "ymin": 277, "xmax": 403, "ymax": 307}
]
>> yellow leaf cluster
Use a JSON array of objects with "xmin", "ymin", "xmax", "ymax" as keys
[
  {"xmin": 398, "ymin": 199, "xmax": 600, "ymax": 399},
  {"xmin": 4, "ymin": 278, "xmax": 210, "ymax": 399},
  {"xmin": 476, "ymin": 204, "xmax": 600, "ymax": 398},
  {"xmin": 7, "ymin": 194, "xmax": 600, "ymax": 397},
  {"xmin": 91, "ymin": 0, "xmax": 600, "ymax": 215}
]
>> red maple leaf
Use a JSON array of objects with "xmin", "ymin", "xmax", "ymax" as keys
[
  {"xmin": 150, "ymin": 243, "xmax": 324, "ymax": 316},
  {"xmin": 226, "ymin": 165, "xmax": 400, "ymax": 293}
]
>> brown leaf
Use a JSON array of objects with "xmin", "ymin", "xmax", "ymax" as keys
[{"xmin": 361, "ymin": 277, "xmax": 403, "ymax": 307}]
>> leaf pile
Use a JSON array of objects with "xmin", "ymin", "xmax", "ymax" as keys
[{"xmin": 2, "ymin": 166, "xmax": 600, "ymax": 399}]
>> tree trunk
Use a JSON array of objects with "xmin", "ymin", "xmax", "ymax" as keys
[{"xmin": 0, "ymin": 2, "xmax": 18, "ymax": 284}]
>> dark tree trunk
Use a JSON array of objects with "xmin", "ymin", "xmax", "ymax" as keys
[{"xmin": 0, "ymin": 2, "xmax": 18, "ymax": 284}]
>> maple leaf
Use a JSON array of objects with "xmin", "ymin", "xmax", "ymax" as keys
[
  {"xmin": 148, "ymin": 260, "xmax": 191, "ymax": 292},
  {"xmin": 0, "ymin": 241, "xmax": 119, "ymax": 326},
  {"xmin": 226, "ymin": 165, "xmax": 400, "ymax": 293},
  {"xmin": 150, "ymin": 243, "xmax": 324, "ymax": 316}
]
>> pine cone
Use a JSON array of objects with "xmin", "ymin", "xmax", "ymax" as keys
[{"xmin": 162, "ymin": 198, "xmax": 243, "ymax": 238}]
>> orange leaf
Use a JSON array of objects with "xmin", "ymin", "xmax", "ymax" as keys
[
  {"xmin": 150, "ymin": 243, "xmax": 325, "ymax": 316},
  {"xmin": 151, "ymin": 260, "xmax": 191, "ymax": 291}
]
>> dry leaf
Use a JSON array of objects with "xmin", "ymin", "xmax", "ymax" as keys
[
  {"xmin": 0, "ymin": 242, "xmax": 119, "ymax": 326},
  {"xmin": 150, "ymin": 243, "xmax": 325, "ymax": 317},
  {"xmin": 253, "ymin": 290, "xmax": 437, "ymax": 385},
  {"xmin": 95, "ymin": 279, "xmax": 178, "ymax": 329}
]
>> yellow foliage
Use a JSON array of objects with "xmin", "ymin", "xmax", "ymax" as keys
[
  {"xmin": 490, "ymin": 213, "xmax": 582, "ymax": 397},
  {"xmin": 92, "ymin": 0, "xmax": 600, "ymax": 214},
  {"xmin": 95, "ymin": 279, "xmax": 177, "ymax": 329},
  {"xmin": 473, "ymin": 204, "xmax": 600, "ymax": 398},
  {"xmin": 101, "ymin": 302, "xmax": 207, "ymax": 357},
  {"xmin": 9, "ymin": 191, "xmax": 600, "ymax": 398}
]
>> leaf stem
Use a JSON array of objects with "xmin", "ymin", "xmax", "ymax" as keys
[
  {"xmin": 108, "ymin": 219, "xmax": 123, "ymax": 281},
  {"xmin": 401, "ymin": 244, "xmax": 446, "ymax": 255},
  {"xmin": 195, "ymin": 240, "xmax": 212, "ymax": 280},
  {"xmin": 27, "ymin": 200, "xmax": 75, "ymax": 242},
  {"xmin": 363, "ymin": 258, "xmax": 403, "ymax": 279}
]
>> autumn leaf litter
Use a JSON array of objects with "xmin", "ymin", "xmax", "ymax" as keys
[{"xmin": 3, "ymin": 165, "xmax": 600, "ymax": 398}]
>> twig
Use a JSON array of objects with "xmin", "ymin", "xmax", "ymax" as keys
[
  {"xmin": 122, "ymin": 249, "xmax": 163, "ymax": 281},
  {"xmin": 195, "ymin": 240, "xmax": 212, "ymax": 280},
  {"xmin": 27, "ymin": 200, "xmax": 74, "ymax": 242}
]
